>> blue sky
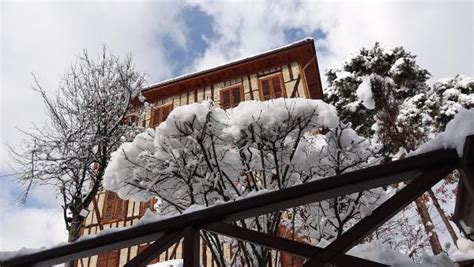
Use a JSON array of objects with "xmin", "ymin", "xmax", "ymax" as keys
[{"xmin": 1, "ymin": 0, "xmax": 473, "ymax": 251}]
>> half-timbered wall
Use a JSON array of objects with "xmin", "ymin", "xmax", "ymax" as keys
[
  {"xmin": 78, "ymin": 60, "xmax": 313, "ymax": 267},
  {"xmin": 142, "ymin": 62, "xmax": 307, "ymax": 128}
]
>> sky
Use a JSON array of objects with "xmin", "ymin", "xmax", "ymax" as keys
[{"xmin": 0, "ymin": 0, "xmax": 473, "ymax": 252}]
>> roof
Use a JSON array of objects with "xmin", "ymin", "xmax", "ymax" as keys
[
  {"xmin": 143, "ymin": 37, "xmax": 314, "ymax": 91},
  {"xmin": 140, "ymin": 37, "xmax": 322, "ymax": 102}
]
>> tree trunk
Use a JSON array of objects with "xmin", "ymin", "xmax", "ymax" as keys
[
  {"xmin": 65, "ymin": 215, "xmax": 84, "ymax": 267},
  {"xmin": 414, "ymin": 197, "xmax": 443, "ymax": 255},
  {"xmin": 428, "ymin": 189, "xmax": 458, "ymax": 246}
]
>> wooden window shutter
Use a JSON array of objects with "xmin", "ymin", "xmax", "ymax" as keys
[
  {"xmin": 150, "ymin": 108, "xmax": 161, "ymax": 128},
  {"xmin": 114, "ymin": 198, "xmax": 126, "ymax": 219},
  {"xmin": 261, "ymin": 79, "xmax": 272, "ymax": 100},
  {"xmin": 220, "ymin": 85, "xmax": 243, "ymax": 109},
  {"xmin": 150, "ymin": 103, "xmax": 173, "ymax": 128},
  {"xmin": 162, "ymin": 104, "xmax": 172, "ymax": 121},
  {"xmin": 102, "ymin": 191, "xmax": 127, "ymax": 222},
  {"xmin": 97, "ymin": 250, "xmax": 119, "ymax": 267},
  {"xmin": 271, "ymin": 75, "xmax": 283, "ymax": 98},
  {"xmin": 220, "ymin": 89, "xmax": 231, "ymax": 109},
  {"xmin": 259, "ymin": 73, "xmax": 285, "ymax": 100},
  {"xmin": 231, "ymin": 86, "xmax": 241, "ymax": 106},
  {"xmin": 102, "ymin": 191, "xmax": 117, "ymax": 222}
]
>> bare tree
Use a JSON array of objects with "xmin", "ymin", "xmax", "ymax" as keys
[{"xmin": 9, "ymin": 47, "xmax": 146, "ymax": 243}]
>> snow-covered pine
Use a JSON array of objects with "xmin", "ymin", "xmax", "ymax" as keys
[
  {"xmin": 399, "ymin": 75, "xmax": 474, "ymax": 142},
  {"xmin": 324, "ymin": 42, "xmax": 473, "ymax": 260},
  {"xmin": 324, "ymin": 42, "xmax": 430, "ymax": 140}
]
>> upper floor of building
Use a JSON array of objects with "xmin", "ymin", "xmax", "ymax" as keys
[{"xmin": 132, "ymin": 38, "xmax": 322, "ymax": 129}]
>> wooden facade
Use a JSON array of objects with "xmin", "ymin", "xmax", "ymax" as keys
[{"xmin": 77, "ymin": 38, "xmax": 322, "ymax": 267}]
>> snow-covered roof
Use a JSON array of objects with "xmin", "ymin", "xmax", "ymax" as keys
[{"xmin": 142, "ymin": 37, "xmax": 314, "ymax": 92}]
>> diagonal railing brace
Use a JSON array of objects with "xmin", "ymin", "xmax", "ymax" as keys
[
  {"xmin": 124, "ymin": 231, "xmax": 183, "ymax": 267},
  {"xmin": 204, "ymin": 222, "xmax": 387, "ymax": 267},
  {"xmin": 304, "ymin": 164, "xmax": 456, "ymax": 267}
]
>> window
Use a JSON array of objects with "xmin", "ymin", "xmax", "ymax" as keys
[
  {"xmin": 150, "ymin": 103, "xmax": 173, "ymax": 128},
  {"xmin": 97, "ymin": 250, "xmax": 119, "ymax": 267},
  {"xmin": 259, "ymin": 73, "xmax": 285, "ymax": 100},
  {"xmin": 139, "ymin": 198, "xmax": 155, "ymax": 215},
  {"xmin": 220, "ymin": 85, "xmax": 243, "ymax": 109},
  {"xmin": 102, "ymin": 191, "xmax": 127, "ymax": 223}
]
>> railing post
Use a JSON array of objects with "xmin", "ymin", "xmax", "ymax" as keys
[
  {"xmin": 460, "ymin": 135, "xmax": 474, "ymax": 197},
  {"xmin": 183, "ymin": 227, "xmax": 200, "ymax": 267}
]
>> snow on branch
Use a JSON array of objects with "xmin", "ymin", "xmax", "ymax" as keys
[
  {"xmin": 104, "ymin": 98, "xmax": 338, "ymax": 207},
  {"xmin": 409, "ymin": 108, "xmax": 474, "ymax": 157}
]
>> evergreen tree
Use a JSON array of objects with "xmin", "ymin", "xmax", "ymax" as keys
[
  {"xmin": 324, "ymin": 43, "xmax": 430, "ymax": 142},
  {"xmin": 324, "ymin": 43, "xmax": 473, "ymax": 258}
]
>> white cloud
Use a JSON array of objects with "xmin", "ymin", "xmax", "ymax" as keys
[
  {"xmin": 0, "ymin": 182, "xmax": 67, "ymax": 251},
  {"xmin": 0, "ymin": 1, "xmax": 189, "ymax": 168},
  {"xmin": 188, "ymin": 0, "xmax": 473, "ymax": 85}
]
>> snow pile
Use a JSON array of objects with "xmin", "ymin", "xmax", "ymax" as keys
[
  {"xmin": 103, "ymin": 129, "xmax": 156, "ymax": 201},
  {"xmin": 451, "ymin": 237, "xmax": 474, "ymax": 262},
  {"xmin": 225, "ymin": 98, "xmax": 338, "ymax": 139},
  {"xmin": 348, "ymin": 241, "xmax": 453, "ymax": 267},
  {"xmin": 410, "ymin": 108, "xmax": 474, "ymax": 157},
  {"xmin": 356, "ymin": 75, "xmax": 375, "ymax": 109},
  {"xmin": 148, "ymin": 259, "xmax": 183, "ymax": 267},
  {"xmin": 0, "ymin": 247, "xmax": 45, "ymax": 261}
]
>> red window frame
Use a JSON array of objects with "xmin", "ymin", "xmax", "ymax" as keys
[
  {"xmin": 220, "ymin": 85, "xmax": 244, "ymax": 109},
  {"xmin": 258, "ymin": 73, "xmax": 286, "ymax": 100}
]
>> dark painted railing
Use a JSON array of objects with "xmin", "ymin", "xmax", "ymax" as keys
[{"xmin": 1, "ymin": 135, "xmax": 472, "ymax": 267}]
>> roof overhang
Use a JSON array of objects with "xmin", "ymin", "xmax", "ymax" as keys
[{"xmin": 138, "ymin": 38, "xmax": 322, "ymax": 103}]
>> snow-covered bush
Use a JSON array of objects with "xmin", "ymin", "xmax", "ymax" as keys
[
  {"xmin": 104, "ymin": 98, "xmax": 338, "ymax": 211},
  {"xmin": 298, "ymin": 122, "xmax": 386, "ymax": 241},
  {"xmin": 104, "ymin": 98, "xmax": 391, "ymax": 265}
]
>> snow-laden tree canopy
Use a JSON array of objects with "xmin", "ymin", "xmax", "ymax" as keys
[
  {"xmin": 104, "ymin": 98, "xmax": 391, "ymax": 265},
  {"xmin": 399, "ymin": 75, "xmax": 474, "ymax": 141},
  {"xmin": 104, "ymin": 98, "xmax": 339, "ymax": 209}
]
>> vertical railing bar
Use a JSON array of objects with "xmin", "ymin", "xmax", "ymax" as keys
[{"xmin": 183, "ymin": 227, "xmax": 200, "ymax": 267}]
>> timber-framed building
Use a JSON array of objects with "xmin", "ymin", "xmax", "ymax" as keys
[{"xmin": 77, "ymin": 38, "xmax": 323, "ymax": 267}]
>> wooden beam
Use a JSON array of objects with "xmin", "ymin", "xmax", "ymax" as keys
[
  {"xmin": 1, "ymin": 231, "xmax": 166, "ymax": 267},
  {"xmin": 204, "ymin": 222, "xmax": 387, "ymax": 267},
  {"xmin": 183, "ymin": 227, "xmax": 200, "ymax": 267},
  {"xmin": 0, "ymin": 148, "xmax": 458, "ymax": 267},
  {"xmin": 304, "ymin": 165, "xmax": 455, "ymax": 267},
  {"xmin": 92, "ymin": 197, "xmax": 104, "ymax": 231},
  {"xmin": 124, "ymin": 231, "xmax": 182, "ymax": 267}
]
